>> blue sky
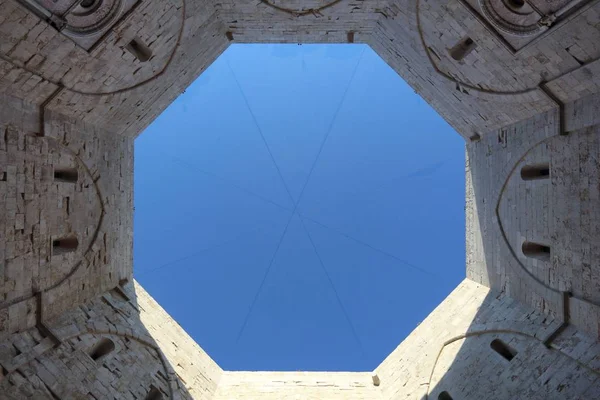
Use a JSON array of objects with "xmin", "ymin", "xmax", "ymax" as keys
[{"xmin": 134, "ymin": 44, "xmax": 465, "ymax": 371}]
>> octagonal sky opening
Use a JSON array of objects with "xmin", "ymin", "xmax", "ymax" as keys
[{"xmin": 133, "ymin": 43, "xmax": 465, "ymax": 372}]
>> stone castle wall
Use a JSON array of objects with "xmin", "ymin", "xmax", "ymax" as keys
[
  {"xmin": 466, "ymin": 90, "xmax": 600, "ymax": 340},
  {"xmin": 0, "ymin": 281, "xmax": 221, "ymax": 399},
  {"xmin": 1, "ymin": 278, "xmax": 598, "ymax": 399},
  {"xmin": 0, "ymin": 0, "xmax": 599, "ymax": 398},
  {"xmin": 0, "ymin": 95, "xmax": 132, "ymax": 341},
  {"xmin": 376, "ymin": 279, "xmax": 600, "ymax": 399}
]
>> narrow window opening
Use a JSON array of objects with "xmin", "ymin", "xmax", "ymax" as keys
[
  {"xmin": 1, "ymin": 171, "xmax": 6, "ymax": 181},
  {"xmin": 498, "ymin": 130, "xmax": 508, "ymax": 146},
  {"xmin": 469, "ymin": 133, "xmax": 481, "ymax": 142},
  {"xmin": 89, "ymin": 338, "xmax": 115, "ymax": 361},
  {"xmin": 54, "ymin": 167, "xmax": 78, "ymax": 183},
  {"xmin": 439, "ymin": 391, "xmax": 453, "ymax": 400},
  {"xmin": 347, "ymin": 31, "xmax": 355, "ymax": 43},
  {"xmin": 145, "ymin": 385, "xmax": 164, "ymax": 400},
  {"xmin": 52, "ymin": 236, "xmax": 79, "ymax": 256},
  {"xmin": 521, "ymin": 163, "xmax": 550, "ymax": 180},
  {"xmin": 449, "ymin": 37, "xmax": 476, "ymax": 61},
  {"xmin": 491, "ymin": 339, "xmax": 517, "ymax": 361},
  {"xmin": 522, "ymin": 241, "xmax": 551, "ymax": 261},
  {"xmin": 126, "ymin": 38, "xmax": 152, "ymax": 62},
  {"xmin": 507, "ymin": 0, "xmax": 525, "ymax": 9},
  {"xmin": 80, "ymin": 0, "xmax": 96, "ymax": 8},
  {"xmin": 372, "ymin": 374, "xmax": 380, "ymax": 386},
  {"xmin": 226, "ymin": 31, "xmax": 234, "ymax": 41}
]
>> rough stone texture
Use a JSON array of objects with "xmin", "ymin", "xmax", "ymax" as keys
[
  {"xmin": 0, "ymin": 98, "xmax": 132, "ymax": 341},
  {"xmin": 466, "ymin": 97, "xmax": 600, "ymax": 339},
  {"xmin": 214, "ymin": 371, "xmax": 378, "ymax": 399},
  {"xmin": 136, "ymin": 282, "xmax": 223, "ymax": 400},
  {"xmin": 1, "ymin": 0, "xmax": 599, "ymax": 398},
  {"xmin": 0, "ymin": 281, "xmax": 210, "ymax": 399},
  {"xmin": 1, "ymin": 279, "xmax": 598, "ymax": 399},
  {"xmin": 376, "ymin": 279, "xmax": 600, "ymax": 400}
]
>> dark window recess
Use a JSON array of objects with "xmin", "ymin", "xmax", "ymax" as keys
[
  {"xmin": 449, "ymin": 37, "xmax": 476, "ymax": 61},
  {"xmin": 126, "ymin": 38, "xmax": 152, "ymax": 62},
  {"xmin": 145, "ymin": 385, "xmax": 164, "ymax": 400},
  {"xmin": 439, "ymin": 391, "xmax": 453, "ymax": 400},
  {"xmin": 491, "ymin": 339, "xmax": 517, "ymax": 361},
  {"xmin": 1, "ymin": 171, "xmax": 6, "ymax": 181},
  {"xmin": 52, "ymin": 236, "xmax": 79, "ymax": 256},
  {"xmin": 521, "ymin": 163, "xmax": 550, "ymax": 180},
  {"xmin": 507, "ymin": 0, "xmax": 525, "ymax": 9},
  {"xmin": 347, "ymin": 31, "xmax": 355, "ymax": 43},
  {"xmin": 54, "ymin": 167, "xmax": 78, "ymax": 183},
  {"xmin": 89, "ymin": 338, "xmax": 115, "ymax": 361},
  {"xmin": 522, "ymin": 241, "xmax": 551, "ymax": 261},
  {"xmin": 469, "ymin": 133, "xmax": 481, "ymax": 142},
  {"xmin": 226, "ymin": 31, "xmax": 234, "ymax": 41}
]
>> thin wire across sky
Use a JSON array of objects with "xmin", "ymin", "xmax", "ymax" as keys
[
  {"xmin": 226, "ymin": 49, "xmax": 367, "ymax": 355},
  {"xmin": 135, "ymin": 45, "xmax": 446, "ymax": 366}
]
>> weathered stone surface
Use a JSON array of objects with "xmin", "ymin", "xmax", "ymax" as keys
[{"xmin": 0, "ymin": 0, "xmax": 599, "ymax": 398}]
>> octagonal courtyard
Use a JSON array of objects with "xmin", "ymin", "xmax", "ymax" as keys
[
  {"xmin": 1, "ymin": 0, "xmax": 600, "ymax": 398},
  {"xmin": 134, "ymin": 44, "xmax": 465, "ymax": 371}
]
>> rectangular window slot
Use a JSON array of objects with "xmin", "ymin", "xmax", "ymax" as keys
[
  {"xmin": 53, "ymin": 236, "xmax": 79, "ymax": 256},
  {"xmin": 145, "ymin": 385, "xmax": 164, "ymax": 400},
  {"xmin": 126, "ymin": 38, "xmax": 152, "ymax": 62},
  {"xmin": 54, "ymin": 167, "xmax": 78, "ymax": 183},
  {"xmin": 89, "ymin": 338, "xmax": 115, "ymax": 361},
  {"xmin": 521, "ymin": 163, "xmax": 550, "ymax": 180},
  {"xmin": 522, "ymin": 241, "xmax": 551, "ymax": 262},
  {"xmin": 469, "ymin": 133, "xmax": 481, "ymax": 142},
  {"xmin": 439, "ymin": 392, "xmax": 453, "ymax": 400},
  {"xmin": 449, "ymin": 36, "xmax": 476, "ymax": 61},
  {"xmin": 491, "ymin": 339, "xmax": 517, "ymax": 361}
]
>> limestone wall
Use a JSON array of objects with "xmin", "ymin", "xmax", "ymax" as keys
[
  {"xmin": 0, "ymin": 0, "xmax": 600, "ymax": 398},
  {"xmin": 0, "ymin": 284, "xmax": 183, "ymax": 398},
  {"xmin": 369, "ymin": 0, "xmax": 600, "ymax": 138},
  {"xmin": 214, "ymin": 371, "xmax": 379, "ymax": 399},
  {"xmin": 0, "ymin": 273, "xmax": 598, "ymax": 399},
  {"xmin": 136, "ymin": 282, "xmax": 223, "ymax": 400},
  {"xmin": 376, "ymin": 279, "xmax": 600, "ymax": 400},
  {"xmin": 466, "ymin": 90, "xmax": 600, "ymax": 340},
  {"xmin": 0, "ymin": 280, "xmax": 222, "ymax": 399},
  {"xmin": 0, "ymin": 94, "xmax": 132, "ymax": 341},
  {"xmin": 2, "ymin": 0, "xmax": 600, "ymax": 140},
  {"xmin": 0, "ymin": 0, "xmax": 228, "ymax": 137}
]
